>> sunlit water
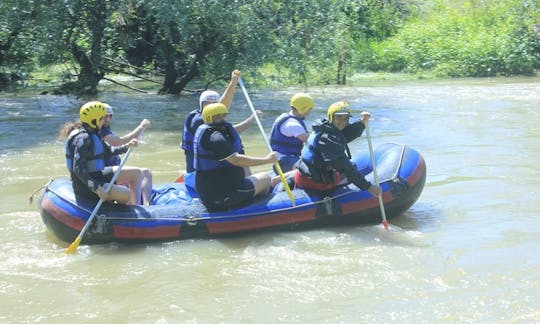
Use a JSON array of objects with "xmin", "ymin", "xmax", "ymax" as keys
[{"xmin": 1, "ymin": 78, "xmax": 539, "ymax": 322}]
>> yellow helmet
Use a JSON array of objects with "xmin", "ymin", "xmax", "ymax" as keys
[
  {"xmin": 202, "ymin": 103, "xmax": 228, "ymax": 124},
  {"xmin": 290, "ymin": 93, "xmax": 314, "ymax": 115},
  {"xmin": 79, "ymin": 101, "xmax": 107, "ymax": 128},
  {"xmin": 327, "ymin": 101, "xmax": 351, "ymax": 122}
]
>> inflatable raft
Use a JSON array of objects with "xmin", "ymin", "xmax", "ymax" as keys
[{"xmin": 39, "ymin": 143, "xmax": 426, "ymax": 245}]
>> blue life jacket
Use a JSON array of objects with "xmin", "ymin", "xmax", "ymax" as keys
[
  {"xmin": 65, "ymin": 128, "xmax": 106, "ymax": 173},
  {"xmin": 194, "ymin": 123, "xmax": 242, "ymax": 172},
  {"xmin": 300, "ymin": 131, "xmax": 324, "ymax": 168},
  {"xmin": 181, "ymin": 109, "xmax": 203, "ymax": 153},
  {"xmin": 105, "ymin": 154, "xmax": 121, "ymax": 167},
  {"xmin": 99, "ymin": 126, "xmax": 121, "ymax": 166},
  {"xmin": 270, "ymin": 113, "xmax": 307, "ymax": 156}
]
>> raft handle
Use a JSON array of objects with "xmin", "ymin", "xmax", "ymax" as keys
[
  {"xmin": 28, "ymin": 178, "xmax": 53, "ymax": 205},
  {"xmin": 323, "ymin": 196, "xmax": 333, "ymax": 215}
]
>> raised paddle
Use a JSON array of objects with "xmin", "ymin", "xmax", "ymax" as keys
[
  {"xmin": 66, "ymin": 135, "xmax": 141, "ymax": 254},
  {"xmin": 364, "ymin": 120, "xmax": 389, "ymax": 230},
  {"xmin": 238, "ymin": 77, "xmax": 296, "ymax": 206}
]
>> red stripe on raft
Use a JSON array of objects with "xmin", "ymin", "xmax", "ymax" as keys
[
  {"xmin": 407, "ymin": 155, "xmax": 426, "ymax": 186},
  {"xmin": 340, "ymin": 192, "xmax": 389, "ymax": 215},
  {"xmin": 206, "ymin": 209, "xmax": 316, "ymax": 234},
  {"xmin": 41, "ymin": 195, "xmax": 86, "ymax": 230},
  {"xmin": 113, "ymin": 224, "xmax": 181, "ymax": 239}
]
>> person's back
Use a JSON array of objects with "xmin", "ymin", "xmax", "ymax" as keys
[
  {"xmin": 180, "ymin": 70, "xmax": 260, "ymax": 197},
  {"xmin": 270, "ymin": 93, "xmax": 313, "ymax": 172},
  {"xmin": 194, "ymin": 103, "xmax": 277, "ymax": 211}
]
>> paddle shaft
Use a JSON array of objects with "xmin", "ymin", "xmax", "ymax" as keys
[
  {"xmin": 66, "ymin": 132, "xmax": 140, "ymax": 254},
  {"xmin": 237, "ymin": 77, "xmax": 295, "ymax": 206},
  {"xmin": 365, "ymin": 121, "xmax": 389, "ymax": 230}
]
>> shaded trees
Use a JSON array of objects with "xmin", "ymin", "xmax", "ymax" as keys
[
  {"xmin": 0, "ymin": 0, "xmax": 42, "ymax": 85},
  {"xmin": 41, "ymin": 0, "xmax": 119, "ymax": 95}
]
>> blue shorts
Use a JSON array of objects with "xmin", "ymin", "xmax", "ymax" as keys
[{"xmin": 201, "ymin": 178, "xmax": 255, "ymax": 211}]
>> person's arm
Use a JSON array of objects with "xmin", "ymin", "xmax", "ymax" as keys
[
  {"xmin": 341, "ymin": 120, "xmax": 364, "ymax": 142},
  {"xmin": 333, "ymin": 157, "xmax": 372, "ymax": 190},
  {"xmin": 219, "ymin": 70, "xmax": 240, "ymax": 109},
  {"xmin": 109, "ymin": 138, "xmax": 137, "ymax": 155},
  {"xmin": 296, "ymin": 132, "xmax": 309, "ymax": 142},
  {"xmin": 233, "ymin": 110, "xmax": 262, "ymax": 133},
  {"xmin": 281, "ymin": 118, "xmax": 309, "ymax": 142},
  {"xmin": 104, "ymin": 119, "xmax": 151, "ymax": 146},
  {"xmin": 225, "ymin": 151, "xmax": 277, "ymax": 167},
  {"xmin": 342, "ymin": 111, "xmax": 371, "ymax": 142},
  {"xmin": 204, "ymin": 128, "xmax": 277, "ymax": 167}
]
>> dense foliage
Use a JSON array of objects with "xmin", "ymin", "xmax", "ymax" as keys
[
  {"xmin": 0, "ymin": 0, "xmax": 538, "ymax": 94},
  {"xmin": 368, "ymin": 0, "xmax": 540, "ymax": 77}
]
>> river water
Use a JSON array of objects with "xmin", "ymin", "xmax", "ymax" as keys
[{"xmin": 1, "ymin": 77, "xmax": 539, "ymax": 322}]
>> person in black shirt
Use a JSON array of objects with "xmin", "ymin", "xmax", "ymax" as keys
[
  {"xmin": 295, "ymin": 101, "xmax": 381, "ymax": 197},
  {"xmin": 193, "ymin": 103, "xmax": 277, "ymax": 211}
]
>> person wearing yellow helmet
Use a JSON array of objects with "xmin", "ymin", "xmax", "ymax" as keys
[
  {"xmin": 193, "ymin": 103, "xmax": 278, "ymax": 211},
  {"xmin": 294, "ymin": 101, "xmax": 381, "ymax": 197},
  {"xmin": 61, "ymin": 101, "xmax": 149, "ymax": 205},
  {"xmin": 269, "ymin": 93, "xmax": 313, "ymax": 172},
  {"xmin": 180, "ymin": 70, "xmax": 261, "ymax": 197},
  {"xmin": 99, "ymin": 103, "xmax": 153, "ymax": 204}
]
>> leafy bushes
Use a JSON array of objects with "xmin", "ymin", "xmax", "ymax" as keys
[{"xmin": 367, "ymin": 0, "xmax": 540, "ymax": 77}]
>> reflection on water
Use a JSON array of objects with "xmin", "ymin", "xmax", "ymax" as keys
[{"xmin": 1, "ymin": 77, "xmax": 539, "ymax": 322}]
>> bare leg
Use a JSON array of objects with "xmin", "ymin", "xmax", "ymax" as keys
[
  {"xmin": 271, "ymin": 170, "xmax": 295, "ymax": 187},
  {"xmin": 114, "ymin": 166, "xmax": 143, "ymax": 205},
  {"xmin": 247, "ymin": 172, "xmax": 272, "ymax": 197},
  {"xmin": 106, "ymin": 184, "xmax": 131, "ymax": 204},
  {"xmin": 141, "ymin": 168, "xmax": 153, "ymax": 205}
]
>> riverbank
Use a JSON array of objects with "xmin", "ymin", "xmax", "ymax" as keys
[{"xmin": 2, "ymin": 68, "xmax": 539, "ymax": 97}]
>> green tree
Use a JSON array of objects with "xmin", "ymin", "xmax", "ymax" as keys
[
  {"xmin": 34, "ymin": 0, "xmax": 121, "ymax": 95},
  {"xmin": 0, "ymin": 0, "xmax": 42, "ymax": 86},
  {"xmin": 117, "ymin": 0, "xmax": 258, "ymax": 94}
]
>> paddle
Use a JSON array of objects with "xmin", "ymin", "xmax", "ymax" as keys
[
  {"xmin": 66, "ymin": 135, "xmax": 140, "ymax": 254},
  {"xmin": 364, "ymin": 120, "xmax": 389, "ymax": 230},
  {"xmin": 237, "ymin": 77, "xmax": 296, "ymax": 206}
]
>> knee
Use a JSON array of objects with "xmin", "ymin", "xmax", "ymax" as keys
[
  {"xmin": 130, "ymin": 169, "xmax": 143, "ymax": 184},
  {"xmin": 143, "ymin": 169, "xmax": 152, "ymax": 180}
]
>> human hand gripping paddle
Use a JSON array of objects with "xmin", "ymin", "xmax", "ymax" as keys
[
  {"xmin": 66, "ymin": 131, "xmax": 144, "ymax": 254},
  {"xmin": 364, "ymin": 120, "xmax": 389, "ymax": 230},
  {"xmin": 237, "ymin": 77, "xmax": 296, "ymax": 207}
]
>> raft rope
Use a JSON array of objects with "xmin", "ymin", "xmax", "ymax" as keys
[
  {"xmin": 44, "ymin": 144, "xmax": 406, "ymax": 223},
  {"xmin": 28, "ymin": 179, "xmax": 53, "ymax": 205}
]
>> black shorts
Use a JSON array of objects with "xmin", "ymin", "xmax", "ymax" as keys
[
  {"xmin": 72, "ymin": 167, "xmax": 115, "ymax": 201},
  {"xmin": 201, "ymin": 178, "xmax": 255, "ymax": 211},
  {"xmin": 91, "ymin": 167, "xmax": 115, "ymax": 183}
]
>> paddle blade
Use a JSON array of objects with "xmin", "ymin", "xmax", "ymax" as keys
[
  {"xmin": 66, "ymin": 236, "xmax": 82, "ymax": 254},
  {"xmin": 382, "ymin": 219, "xmax": 389, "ymax": 231},
  {"xmin": 175, "ymin": 175, "xmax": 184, "ymax": 183}
]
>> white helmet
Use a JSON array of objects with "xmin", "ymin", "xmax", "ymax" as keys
[
  {"xmin": 103, "ymin": 103, "xmax": 113, "ymax": 115},
  {"xmin": 199, "ymin": 90, "xmax": 220, "ymax": 110}
]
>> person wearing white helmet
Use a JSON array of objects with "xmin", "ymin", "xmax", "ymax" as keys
[
  {"xmin": 99, "ymin": 103, "xmax": 153, "ymax": 204},
  {"xmin": 180, "ymin": 69, "xmax": 261, "ymax": 197}
]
